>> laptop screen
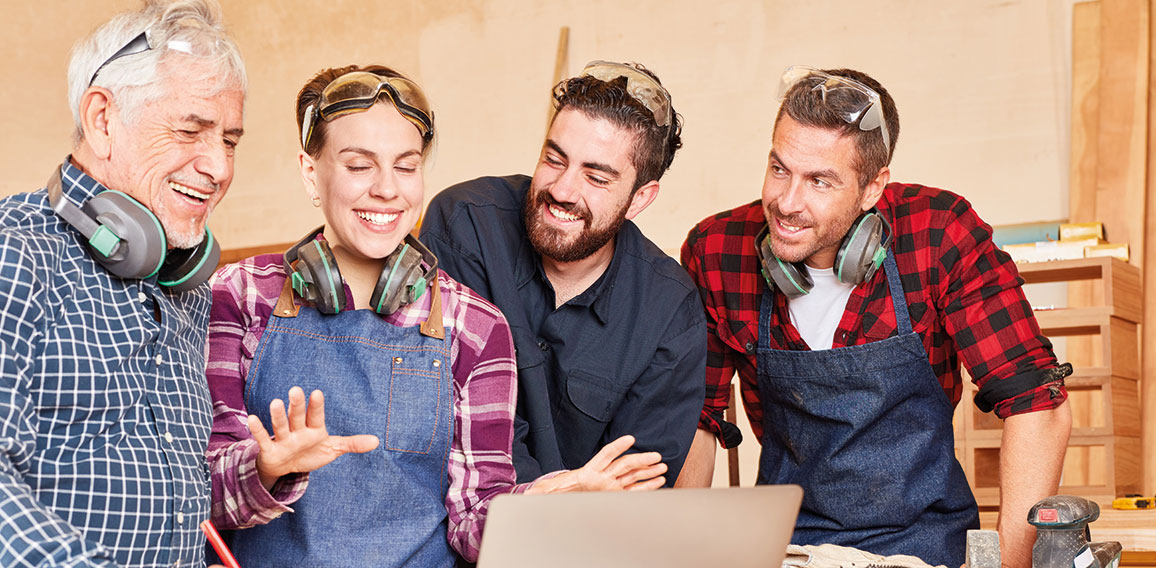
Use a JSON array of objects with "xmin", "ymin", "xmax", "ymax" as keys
[{"xmin": 477, "ymin": 485, "xmax": 803, "ymax": 568}]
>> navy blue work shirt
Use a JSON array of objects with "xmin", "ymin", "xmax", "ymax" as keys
[
  {"xmin": 0, "ymin": 159, "xmax": 212, "ymax": 567},
  {"xmin": 421, "ymin": 175, "xmax": 705, "ymax": 486}
]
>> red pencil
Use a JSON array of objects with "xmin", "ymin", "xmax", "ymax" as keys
[{"xmin": 200, "ymin": 519, "xmax": 242, "ymax": 568}]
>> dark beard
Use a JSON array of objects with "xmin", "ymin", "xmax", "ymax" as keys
[
  {"xmin": 522, "ymin": 187, "xmax": 628, "ymax": 263},
  {"xmin": 765, "ymin": 204, "xmax": 862, "ymax": 263}
]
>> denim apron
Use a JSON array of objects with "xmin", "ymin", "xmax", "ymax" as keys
[
  {"xmin": 231, "ymin": 278, "xmax": 456, "ymax": 567},
  {"xmin": 756, "ymin": 251, "xmax": 978, "ymax": 567}
]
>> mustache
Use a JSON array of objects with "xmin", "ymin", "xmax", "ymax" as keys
[
  {"xmin": 766, "ymin": 207, "xmax": 812, "ymax": 228},
  {"xmin": 536, "ymin": 190, "xmax": 589, "ymax": 221},
  {"xmin": 168, "ymin": 174, "xmax": 219, "ymax": 192}
]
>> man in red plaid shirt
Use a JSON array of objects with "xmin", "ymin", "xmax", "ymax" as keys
[{"xmin": 677, "ymin": 66, "xmax": 1071, "ymax": 568}]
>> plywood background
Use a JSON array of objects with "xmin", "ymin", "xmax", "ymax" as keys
[
  {"xmin": 2, "ymin": 0, "xmax": 1080, "ymax": 255},
  {"xmin": 12, "ymin": 0, "xmax": 1148, "ymax": 492}
]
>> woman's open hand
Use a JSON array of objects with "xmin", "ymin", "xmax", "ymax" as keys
[{"xmin": 250, "ymin": 386, "xmax": 380, "ymax": 490}]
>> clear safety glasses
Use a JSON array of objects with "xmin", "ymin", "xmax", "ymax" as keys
[
  {"xmin": 300, "ymin": 71, "xmax": 434, "ymax": 149},
  {"xmin": 89, "ymin": 31, "xmax": 152, "ymax": 86},
  {"xmin": 777, "ymin": 65, "xmax": 890, "ymax": 156},
  {"xmin": 88, "ymin": 29, "xmax": 196, "ymax": 87},
  {"xmin": 572, "ymin": 60, "xmax": 673, "ymax": 128}
]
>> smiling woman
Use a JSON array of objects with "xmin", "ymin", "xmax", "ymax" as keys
[
  {"xmin": 200, "ymin": 63, "xmax": 667, "ymax": 568},
  {"xmin": 201, "ymin": 65, "xmax": 475, "ymax": 567}
]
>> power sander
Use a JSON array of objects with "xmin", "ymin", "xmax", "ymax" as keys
[{"xmin": 1027, "ymin": 495, "xmax": 1122, "ymax": 568}]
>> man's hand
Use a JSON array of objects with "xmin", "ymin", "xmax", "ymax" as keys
[
  {"xmin": 250, "ymin": 386, "xmax": 380, "ymax": 490},
  {"xmin": 527, "ymin": 435, "xmax": 667, "ymax": 494}
]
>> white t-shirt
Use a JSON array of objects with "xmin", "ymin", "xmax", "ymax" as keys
[{"xmin": 787, "ymin": 266, "xmax": 856, "ymax": 350}]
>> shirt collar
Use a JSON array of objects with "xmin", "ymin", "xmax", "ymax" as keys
[
  {"xmin": 58, "ymin": 155, "xmax": 111, "ymax": 206},
  {"xmin": 518, "ymin": 221, "xmax": 636, "ymax": 326}
]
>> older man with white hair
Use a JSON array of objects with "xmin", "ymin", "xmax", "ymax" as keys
[{"xmin": 0, "ymin": 1, "xmax": 245, "ymax": 566}]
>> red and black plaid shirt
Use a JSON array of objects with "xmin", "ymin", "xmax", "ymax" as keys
[{"xmin": 681, "ymin": 183, "xmax": 1068, "ymax": 448}]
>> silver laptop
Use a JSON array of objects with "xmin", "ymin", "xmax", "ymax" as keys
[{"xmin": 476, "ymin": 485, "xmax": 803, "ymax": 568}]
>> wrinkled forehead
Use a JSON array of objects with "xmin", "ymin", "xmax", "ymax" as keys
[
  {"xmin": 141, "ymin": 50, "xmax": 243, "ymax": 99},
  {"xmin": 137, "ymin": 71, "xmax": 244, "ymax": 133}
]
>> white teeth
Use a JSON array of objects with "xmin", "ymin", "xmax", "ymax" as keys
[
  {"xmin": 170, "ymin": 181, "xmax": 210, "ymax": 200},
  {"xmin": 549, "ymin": 204, "xmax": 581, "ymax": 222},
  {"xmin": 780, "ymin": 221, "xmax": 803, "ymax": 232},
  {"xmin": 357, "ymin": 211, "xmax": 399, "ymax": 225}
]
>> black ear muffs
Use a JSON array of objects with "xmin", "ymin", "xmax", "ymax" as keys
[
  {"xmin": 756, "ymin": 210, "xmax": 893, "ymax": 299},
  {"xmin": 371, "ymin": 235, "xmax": 438, "ymax": 315},
  {"xmin": 833, "ymin": 211, "xmax": 892, "ymax": 286},
  {"xmin": 157, "ymin": 230, "xmax": 221, "ymax": 292},
  {"xmin": 285, "ymin": 227, "xmax": 439, "ymax": 316},
  {"xmin": 284, "ymin": 227, "xmax": 346, "ymax": 314},
  {"xmin": 756, "ymin": 227, "xmax": 812, "ymax": 299},
  {"xmin": 47, "ymin": 161, "xmax": 219, "ymax": 291}
]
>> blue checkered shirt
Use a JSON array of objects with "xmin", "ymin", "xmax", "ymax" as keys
[{"xmin": 0, "ymin": 160, "xmax": 212, "ymax": 567}]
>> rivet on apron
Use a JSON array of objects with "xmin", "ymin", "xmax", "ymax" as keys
[
  {"xmin": 283, "ymin": 309, "xmax": 291, "ymax": 315},
  {"xmin": 432, "ymin": 360, "xmax": 441, "ymax": 368},
  {"xmin": 393, "ymin": 357, "xmax": 403, "ymax": 364}
]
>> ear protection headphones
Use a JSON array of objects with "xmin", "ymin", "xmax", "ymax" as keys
[
  {"xmin": 46, "ymin": 162, "xmax": 220, "ymax": 292},
  {"xmin": 756, "ymin": 210, "xmax": 892, "ymax": 299},
  {"xmin": 283, "ymin": 226, "xmax": 439, "ymax": 315}
]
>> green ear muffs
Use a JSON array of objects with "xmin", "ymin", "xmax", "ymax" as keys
[
  {"xmin": 47, "ymin": 161, "xmax": 219, "ymax": 290},
  {"xmin": 833, "ymin": 211, "xmax": 892, "ymax": 286},
  {"xmin": 756, "ymin": 210, "xmax": 892, "ymax": 299},
  {"xmin": 371, "ymin": 235, "xmax": 439, "ymax": 315},
  {"xmin": 285, "ymin": 227, "xmax": 439, "ymax": 316},
  {"xmin": 283, "ymin": 227, "xmax": 345, "ymax": 314}
]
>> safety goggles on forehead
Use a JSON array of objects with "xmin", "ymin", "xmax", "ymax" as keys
[
  {"xmin": 576, "ymin": 60, "xmax": 672, "ymax": 128},
  {"xmin": 777, "ymin": 65, "xmax": 890, "ymax": 156},
  {"xmin": 300, "ymin": 71, "xmax": 434, "ymax": 150},
  {"xmin": 88, "ymin": 29, "xmax": 194, "ymax": 87}
]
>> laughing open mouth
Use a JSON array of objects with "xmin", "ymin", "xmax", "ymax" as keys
[
  {"xmin": 170, "ymin": 181, "xmax": 211, "ymax": 201},
  {"xmin": 357, "ymin": 210, "xmax": 400, "ymax": 225},
  {"xmin": 549, "ymin": 203, "xmax": 582, "ymax": 222}
]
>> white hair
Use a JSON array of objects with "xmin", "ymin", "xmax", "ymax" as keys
[{"xmin": 67, "ymin": 0, "xmax": 247, "ymax": 144}]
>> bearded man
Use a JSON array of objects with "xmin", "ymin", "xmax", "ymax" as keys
[{"xmin": 421, "ymin": 61, "xmax": 705, "ymax": 486}]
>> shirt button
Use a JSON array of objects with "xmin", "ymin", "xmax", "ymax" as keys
[
  {"xmin": 138, "ymin": 292, "xmax": 148, "ymax": 303},
  {"xmin": 837, "ymin": 330, "xmax": 849, "ymax": 343},
  {"xmin": 165, "ymin": 432, "xmax": 175, "ymax": 443},
  {"xmin": 155, "ymin": 354, "xmax": 163, "ymax": 365},
  {"xmin": 537, "ymin": 341, "xmax": 549, "ymax": 352},
  {"xmin": 745, "ymin": 342, "xmax": 755, "ymax": 353},
  {"xmin": 176, "ymin": 512, "xmax": 185, "ymax": 524}
]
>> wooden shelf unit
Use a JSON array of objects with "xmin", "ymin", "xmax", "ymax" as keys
[{"xmin": 953, "ymin": 257, "xmax": 1143, "ymax": 506}]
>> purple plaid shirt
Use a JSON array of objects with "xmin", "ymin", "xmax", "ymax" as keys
[{"xmin": 204, "ymin": 250, "xmax": 529, "ymax": 561}]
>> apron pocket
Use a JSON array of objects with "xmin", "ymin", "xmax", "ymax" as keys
[{"xmin": 384, "ymin": 356, "xmax": 446, "ymax": 454}]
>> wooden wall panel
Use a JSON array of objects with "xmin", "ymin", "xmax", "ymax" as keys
[
  {"xmin": 1095, "ymin": 0, "xmax": 1149, "ymax": 261},
  {"xmin": 1071, "ymin": 1, "xmax": 1100, "ymax": 225},
  {"xmin": 1068, "ymin": 0, "xmax": 1102, "ymax": 488},
  {"xmin": 1070, "ymin": 0, "xmax": 1152, "ymax": 494},
  {"xmin": 1145, "ymin": 0, "xmax": 1156, "ymax": 495}
]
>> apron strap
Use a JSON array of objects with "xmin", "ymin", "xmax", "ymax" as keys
[
  {"xmin": 275, "ymin": 260, "xmax": 444, "ymax": 340},
  {"xmin": 273, "ymin": 268, "xmax": 303, "ymax": 318},
  {"xmin": 881, "ymin": 250, "xmax": 912, "ymax": 335},
  {"xmin": 419, "ymin": 278, "xmax": 445, "ymax": 340}
]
